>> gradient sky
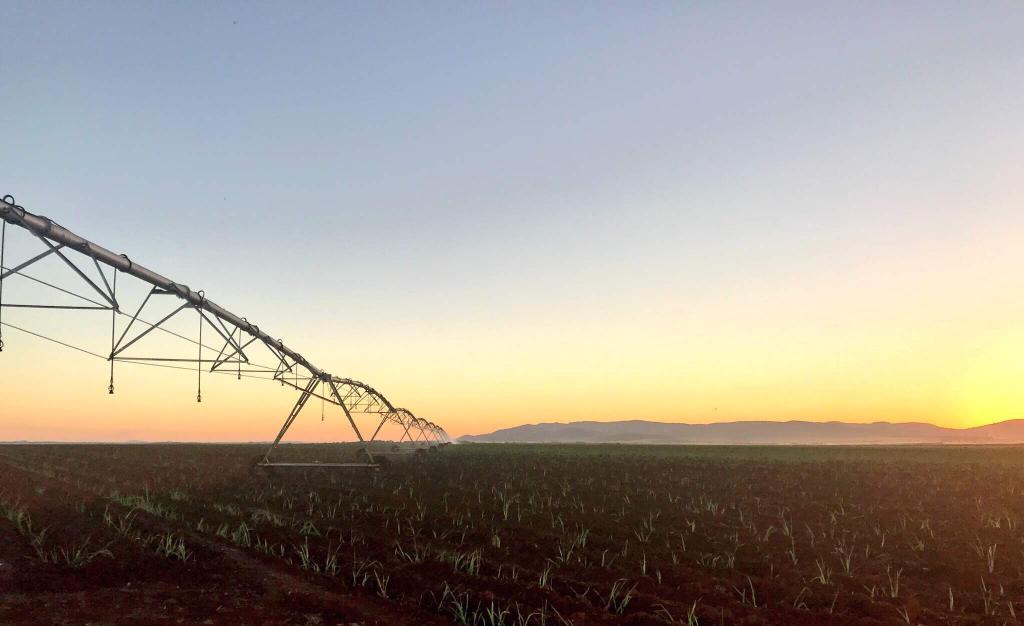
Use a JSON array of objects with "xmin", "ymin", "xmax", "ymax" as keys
[{"xmin": 2, "ymin": 3, "xmax": 1023, "ymax": 441}]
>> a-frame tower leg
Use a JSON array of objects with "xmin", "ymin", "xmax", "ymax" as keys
[{"xmin": 261, "ymin": 377, "xmax": 319, "ymax": 464}]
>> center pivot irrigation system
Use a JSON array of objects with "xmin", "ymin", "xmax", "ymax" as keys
[{"xmin": 0, "ymin": 195, "xmax": 450, "ymax": 467}]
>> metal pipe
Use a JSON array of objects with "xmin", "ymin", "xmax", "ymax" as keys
[{"xmin": 1, "ymin": 197, "xmax": 326, "ymax": 379}]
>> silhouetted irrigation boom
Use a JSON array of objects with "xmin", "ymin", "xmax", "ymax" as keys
[{"xmin": 0, "ymin": 194, "xmax": 450, "ymax": 466}]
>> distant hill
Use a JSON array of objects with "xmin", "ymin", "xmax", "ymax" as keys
[{"xmin": 459, "ymin": 419, "xmax": 1024, "ymax": 445}]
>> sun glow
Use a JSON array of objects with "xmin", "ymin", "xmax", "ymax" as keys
[{"xmin": 956, "ymin": 330, "xmax": 1024, "ymax": 429}]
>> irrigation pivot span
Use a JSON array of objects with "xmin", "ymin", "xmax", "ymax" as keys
[{"xmin": 0, "ymin": 194, "xmax": 449, "ymax": 465}]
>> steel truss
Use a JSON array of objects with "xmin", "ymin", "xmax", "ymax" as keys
[{"xmin": 0, "ymin": 195, "xmax": 450, "ymax": 466}]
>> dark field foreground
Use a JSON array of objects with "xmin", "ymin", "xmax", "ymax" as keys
[{"xmin": 1, "ymin": 444, "xmax": 1023, "ymax": 625}]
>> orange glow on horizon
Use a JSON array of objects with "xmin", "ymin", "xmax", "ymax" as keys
[{"xmin": 2, "ymin": 214, "xmax": 1022, "ymax": 441}]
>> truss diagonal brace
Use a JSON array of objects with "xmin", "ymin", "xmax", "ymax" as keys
[
  {"xmin": 112, "ymin": 298, "xmax": 189, "ymax": 358},
  {"xmin": 38, "ymin": 237, "xmax": 117, "ymax": 308},
  {"xmin": 0, "ymin": 243, "xmax": 65, "ymax": 280},
  {"xmin": 327, "ymin": 378, "xmax": 375, "ymax": 463}
]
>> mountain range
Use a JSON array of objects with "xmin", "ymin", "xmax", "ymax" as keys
[{"xmin": 458, "ymin": 419, "xmax": 1024, "ymax": 445}]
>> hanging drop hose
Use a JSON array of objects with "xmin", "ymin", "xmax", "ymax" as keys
[
  {"xmin": 237, "ymin": 322, "xmax": 242, "ymax": 381},
  {"xmin": 0, "ymin": 195, "xmax": 14, "ymax": 353},
  {"xmin": 1, "ymin": 217, "xmax": 6, "ymax": 352},
  {"xmin": 197, "ymin": 290, "xmax": 205, "ymax": 403},
  {"xmin": 108, "ymin": 270, "xmax": 117, "ymax": 393}
]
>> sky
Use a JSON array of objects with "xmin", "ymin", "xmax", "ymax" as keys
[{"xmin": 1, "ymin": 3, "xmax": 1023, "ymax": 441}]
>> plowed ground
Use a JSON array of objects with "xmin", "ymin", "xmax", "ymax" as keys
[{"xmin": 1, "ymin": 444, "xmax": 1022, "ymax": 625}]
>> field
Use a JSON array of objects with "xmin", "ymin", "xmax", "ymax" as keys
[{"xmin": 1, "ymin": 444, "xmax": 1023, "ymax": 625}]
